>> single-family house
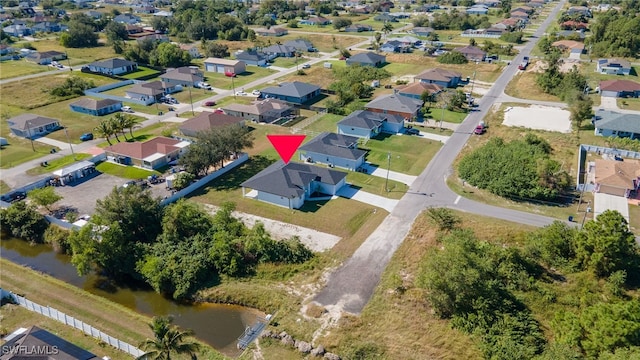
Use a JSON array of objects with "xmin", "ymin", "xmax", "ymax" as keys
[
  {"xmin": 31, "ymin": 21, "xmax": 66, "ymax": 33},
  {"xmin": 396, "ymin": 82, "xmax": 443, "ymax": 100},
  {"xmin": 374, "ymin": 13, "xmax": 398, "ymax": 22},
  {"xmin": 125, "ymin": 24, "xmax": 143, "ymax": 35},
  {"xmin": 284, "ymin": 39, "xmax": 315, "ymax": 52},
  {"xmin": 154, "ymin": 10, "xmax": 173, "ymax": 17},
  {"xmin": 2, "ymin": 24, "xmax": 30, "ymax": 37},
  {"xmin": 596, "ymin": 59, "xmax": 632, "ymax": 75},
  {"xmin": 136, "ymin": 34, "xmax": 169, "ymax": 44},
  {"xmin": 379, "ymin": 0, "xmax": 395, "ymax": 11},
  {"xmin": 160, "ymin": 66, "xmax": 204, "ymax": 87},
  {"xmin": 346, "ymin": 52, "xmax": 386, "ymax": 67},
  {"xmin": 477, "ymin": 0, "xmax": 500, "ymax": 6},
  {"xmin": 86, "ymin": 58, "xmax": 137, "ymax": 75},
  {"xmin": 510, "ymin": 10, "xmax": 530, "ymax": 20},
  {"xmin": 415, "ymin": 68, "xmax": 462, "ymax": 88},
  {"xmin": 204, "ymin": 58, "xmax": 246, "ymax": 75},
  {"xmin": 299, "ymin": 132, "xmax": 367, "ymax": 170},
  {"xmin": 255, "ymin": 27, "xmax": 288, "ymax": 37},
  {"xmin": 126, "ymin": 80, "xmax": 179, "ymax": 104},
  {"xmin": 498, "ymin": 17, "xmax": 524, "ymax": 29},
  {"xmin": 105, "ymin": 136, "xmax": 190, "ymax": 170},
  {"xmin": 134, "ymin": 4, "xmax": 157, "ymax": 14},
  {"xmin": 454, "ymin": 45, "xmax": 487, "ymax": 62},
  {"xmin": 592, "ymin": 159, "xmax": 640, "ymax": 197},
  {"xmin": 566, "ymin": 6, "xmax": 591, "ymax": 17},
  {"xmin": 511, "ymin": 6, "xmax": 533, "ymax": 14},
  {"xmin": 0, "ymin": 44, "xmax": 16, "ymax": 56},
  {"xmin": 241, "ymin": 161, "xmax": 347, "ymax": 209},
  {"xmin": 560, "ymin": 20, "xmax": 588, "ymax": 30},
  {"xmin": 262, "ymin": 43, "xmax": 297, "ymax": 58},
  {"xmin": 551, "ymin": 40, "xmax": 585, "ymax": 53},
  {"xmin": 7, "ymin": 114, "xmax": 60, "ymax": 138},
  {"xmin": 365, "ymin": 94, "xmax": 423, "ymax": 119},
  {"xmin": 299, "ymin": 16, "xmax": 331, "ymax": 25},
  {"xmin": 593, "ymin": 110, "xmax": 640, "ymax": 140},
  {"xmin": 24, "ymin": 50, "xmax": 66, "ymax": 64},
  {"xmin": 556, "ymin": 29, "xmax": 587, "ymax": 39},
  {"xmin": 380, "ymin": 40, "xmax": 408, "ymax": 53},
  {"xmin": 485, "ymin": 27, "xmax": 506, "ymax": 36},
  {"xmin": 85, "ymin": 10, "xmax": 103, "ymax": 19},
  {"xmin": 350, "ymin": 6, "xmax": 372, "ymax": 14},
  {"xmin": 180, "ymin": 112, "xmax": 245, "ymax": 137},
  {"xmin": 392, "ymin": 36, "xmax": 421, "ymax": 46},
  {"xmin": 337, "ymin": 110, "xmax": 405, "ymax": 138},
  {"xmin": 69, "ymin": 98, "xmax": 122, "ymax": 116},
  {"xmin": 179, "ymin": 44, "xmax": 201, "ymax": 59},
  {"xmin": 599, "ymin": 80, "xmax": 640, "ymax": 98},
  {"xmin": 466, "ymin": 5, "xmax": 489, "ymax": 15},
  {"xmin": 235, "ymin": 50, "xmax": 268, "ymax": 66},
  {"xmin": 411, "ymin": 27, "xmax": 434, "ymax": 36},
  {"xmin": 114, "ymin": 13, "xmax": 141, "ymax": 24},
  {"xmin": 417, "ymin": 4, "xmax": 440, "ymax": 11},
  {"xmin": 223, "ymin": 98, "xmax": 294, "ymax": 123},
  {"xmin": 260, "ymin": 81, "xmax": 321, "ymax": 104},
  {"xmin": 344, "ymin": 24, "xmax": 373, "ymax": 32},
  {"xmin": 2, "ymin": 325, "xmax": 99, "ymax": 360}
]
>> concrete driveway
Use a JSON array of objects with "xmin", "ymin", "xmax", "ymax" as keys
[
  {"xmin": 594, "ymin": 192, "xmax": 629, "ymax": 223},
  {"xmin": 600, "ymin": 96, "xmax": 619, "ymax": 110},
  {"xmin": 337, "ymin": 185, "xmax": 399, "ymax": 213},
  {"xmin": 361, "ymin": 163, "xmax": 417, "ymax": 185}
]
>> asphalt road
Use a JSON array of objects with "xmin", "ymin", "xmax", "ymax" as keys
[{"xmin": 314, "ymin": 0, "xmax": 569, "ymax": 314}]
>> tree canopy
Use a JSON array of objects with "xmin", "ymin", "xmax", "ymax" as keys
[{"xmin": 0, "ymin": 201, "xmax": 49, "ymax": 243}]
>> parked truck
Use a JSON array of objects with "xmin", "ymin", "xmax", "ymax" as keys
[{"xmin": 518, "ymin": 56, "xmax": 529, "ymax": 70}]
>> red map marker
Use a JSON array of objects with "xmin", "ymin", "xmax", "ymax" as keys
[{"xmin": 267, "ymin": 134, "xmax": 306, "ymax": 164}]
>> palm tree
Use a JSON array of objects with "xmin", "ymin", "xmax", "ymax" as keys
[
  {"xmin": 108, "ymin": 116, "xmax": 122, "ymax": 142},
  {"xmin": 137, "ymin": 316, "xmax": 200, "ymax": 360},
  {"xmin": 112, "ymin": 113, "xmax": 129, "ymax": 141},
  {"xmin": 94, "ymin": 120, "xmax": 113, "ymax": 145},
  {"xmin": 382, "ymin": 22, "xmax": 393, "ymax": 40},
  {"xmin": 123, "ymin": 115, "xmax": 141, "ymax": 139}
]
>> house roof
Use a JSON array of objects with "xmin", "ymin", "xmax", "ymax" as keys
[
  {"xmin": 598, "ymin": 58, "xmax": 631, "ymax": 69},
  {"xmin": 299, "ymin": 132, "xmax": 367, "ymax": 160},
  {"xmin": 552, "ymin": 40, "xmax": 584, "ymax": 50},
  {"xmin": 0, "ymin": 325, "xmax": 98, "ymax": 360},
  {"xmin": 241, "ymin": 161, "xmax": 347, "ymax": 198},
  {"xmin": 204, "ymin": 58, "xmax": 243, "ymax": 66},
  {"xmin": 7, "ymin": 113, "xmax": 58, "ymax": 130},
  {"xmin": 365, "ymin": 94, "xmax": 423, "ymax": 115},
  {"xmin": 127, "ymin": 80, "xmax": 168, "ymax": 96},
  {"xmin": 412, "ymin": 26, "xmax": 434, "ymax": 34},
  {"xmin": 415, "ymin": 68, "xmax": 462, "ymax": 82},
  {"xmin": 256, "ymin": 27, "xmax": 287, "ymax": 34},
  {"xmin": 599, "ymin": 79, "xmax": 640, "ymax": 92},
  {"xmin": 284, "ymin": 39, "xmax": 314, "ymax": 51},
  {"xmin": 338, "ymin": 110, "xmax": 405, "ymax": 130},
  {"xmin": 347, "ymin": 52, "xmax": 386, "ymax": 64},
  {"xmin": 262, "ymin": 43, "xmax": 297, "ymax": 54},
  {"xmin": 236, "ymin": 50, "xmax": 267, "ymax": 62},
  {"xmin": 88, "ymin": 58, "xmax": 136, "ymax": 69},
  {"xmin": 261, "ymin": 81, "xmax": 320, "ymax": 98},
  {"xmin": 594, "ymin": 159, "xmax": 640, "ymax": 190},
  {"xmin": 594, "ymin": 110, "xmax": 640, "ymax": 134},
  {"xmin": 397, "ymin": 81, "xmax": 443, "ymax": 96},
  {"xmin": 161, "ymin": 66, "xmax": 203, "ymax": 83},
  {"xmin": 307, "ymin": 16, "xmax": 329, "ymax": 23},
  {"xmin": 454, "ymin": 45, "xmax": 487, "ymax": 56},
  {"xmin": 224, "ymin": 98, "xmax": 291, "ymax": 115},
  {"xmin": 510, "ymin": 10, "xmax": 529, "ymax": 17},
  {"xmin": 180, "ymin": 112, "xmax": 244, "ymax": 134},
  {"xmin": 105, "ymin": 136, "xmax": 188, "ymax": 161},
  {"xmin": 70, "ymin": 98, "xmax": 121, "ymax": 110}
]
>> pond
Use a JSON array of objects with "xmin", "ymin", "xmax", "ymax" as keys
[{"xmin": 1, "ymin": 237, "xmax": 259, "ymax": 356}]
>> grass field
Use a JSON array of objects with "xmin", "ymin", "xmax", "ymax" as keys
[
  {"xmin": 120, "ymin": 66, "xmax": 161, "ymax": 80},
  {"xmin": 95, "ymin": 162, "xmax": 160, "ymax": 179},
  {"xmin": 25, "ymin": 153, "xmax": 92, "ymax": 175},
  {"xmin": 0, "ymin": 133, "xmax": 58, "ymax": 169},
  {"xmin": 203, "ymin": 67, "xmax": 278, "ymax": 90},
  {"xmin": 96, "ymin": 122, "xmax": 180, "ymax": 148},
  {"xmin": 0, "ymin": 59, "xmax": 50, "ymax": 79},
  {"xmin": 346, "ymin": 171, "xmax": 409, "ymax": 199},
  {"xmin": 504, "ymin": 71, "xmax": 561, "ymax": 102},
  {"xmin": 618, "ymin": 97, "xmax": 640, "ymax": 111},
  {"xmin": 424, "ymin": 107, "xmax": 468, "ymax": 124},
  {"xmin": 259, "ymin": 33, "xmax": 363, "ymax": 53},
  {"xmin": 14, "ymin": 38, "xmax": 118, "ymax": 66},
  {"xmin": 361, "ymin": 133, "xmax": 442, "ymax": 175},
  {"xmin": 383, "ymin": 53, "xmax": 505, "ymax": 83}
]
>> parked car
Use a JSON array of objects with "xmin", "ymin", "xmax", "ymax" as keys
[
  {"xmin": 251, "ymin": 89, "xmax": 261, "ymax": 96},
  {"xmin": 405, "ymin": 128, "xmax": 420, "ymax": 135},
  {"xmin": 79, "ymin": 133, "xmax": 93, "ymax": 141},
  {"xmin": 474, "ymin": 125, "xmax": 486, "ymax": 135},
  {"xmin": 302, "ymin": 63, "xmax": 311, "ymax": 69},
  {"xmin": 235, "ymin": 91, "xmax": 248, "ymax": 96},
  {"xmin": 1, "ymin": 191, "xmax": 26, "ymax": 203},
  {"xmin": 204, "ymin": 101, "xmax": 216, "ymax": 106},
  {"xmin": 121, "ymin": 106, "xmax": 133, "ymax": 113}
]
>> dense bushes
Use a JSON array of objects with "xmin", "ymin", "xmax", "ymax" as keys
[
  {"xmin": 49, "ymin": 76, "xmax": 95, "ymax": 97},
  {"xmin": 0, "ymin": 201, "xmax": 49, "ymax": 243},
  {"xmin": 437, "ymin": 51, "xmax": 468, "ymax": 64},
  {"xmin": 458, "ymin": 134, "xmax": 571, "ymax": 201}
]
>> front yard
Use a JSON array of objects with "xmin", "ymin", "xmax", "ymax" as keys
[
  {"xmin": 202, "ymin": 67, "xmax": 277, "ymax": 90},
  {"xmin": 0, "ymin": 59, "xmax": 50, "ymax": 79}
]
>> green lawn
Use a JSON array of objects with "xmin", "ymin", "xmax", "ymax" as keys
[
  {"xmin": 0, "ymin": 133, "xmax": 59, "ymax": 169},
  {"xmin": 171, "ymin": 87, "xmax": 213, "ymax": 104},
  {"xmin": 618, "ymin": 97, "xmax": 640, "ymax": 111},
  {"xmin": 189, "ymin": 156, "xmax": 387, "ymax": 238},
  {"xmin": 96, "ymin": 122, "xmax": 180, "ymax": 148},
  {"xmin": 15, "ymin": 38, "xmax": 118, "ymax": 66},
  {"xmin": 346, "ymin": 171, "xmax": 408, "ymax": 199},
  {"xmin": 120, "ymin": 66, "xmax": 161, "ymax": 80},
  {"xmin": 300, "ymin": 113, "xmax": 344, "ymax": 134},
  {"xmin": 0, "ymin": 59, "xmax": 50, "ymax": 79},
  {"xmin": 269, "ymin": 57, "xmax": 302, "ymax": 68},
  {"xmin": 95, "ymin": 161, "xmax": 160, "ymax": 179},
  {"xmin": 203, "ymin": 67, "xmax": 277, "ymax": 90},
  {"xmin": 424, "ymin": 107, "xmax": 469, "ymax": 124},
  {"xmin": 361, "ymin": 133, "xmax": 442, "ymax": 175},
  {"xmin": 25, "ymin": 153, "xmax": 92, "ymax": 175}
]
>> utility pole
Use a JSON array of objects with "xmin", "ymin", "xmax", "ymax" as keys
[
  {"xmin": 385, "ymin": 152, "xmax": 391, "ymax": 192},
  {"xmin": 188, "ymin": 85, "xmax": 194, "ymax": 116},
  {"xmin": 231, "ymin": 74, "xmax": 237, "ymax": 99},
  {"xmin": 63, "ymin": 125, "xmax": 76, "ymax": 160},
  {"xmin": 581, "ymin": 201, "xmax": 592, "ymax": 228},
  {"xmin": 26, "ymin": 120, "xmax": 35, "ymax": 152}
]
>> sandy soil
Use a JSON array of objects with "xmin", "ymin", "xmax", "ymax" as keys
[
  {"xmin": 503, "ymin": 105, "xmax": 572, "ymax": 133},
  {"xmin": 203, "ymin": 204, "xmax": 341, "ymax": 252}
]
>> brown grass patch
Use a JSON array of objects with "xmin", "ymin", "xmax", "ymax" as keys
[
  {"xmin": 505, "ymin": 71, "xmax": 561, "ymax": 102},
  {"xmin": 305, "ymin": 303, "xmax": 327, "ymax": 318}
]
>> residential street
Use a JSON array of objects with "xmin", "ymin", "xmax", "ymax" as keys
[{"xmin": 314, "ymin": 0, "xmax": 570, "ymax": 315}]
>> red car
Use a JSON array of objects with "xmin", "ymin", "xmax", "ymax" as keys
[
  {"xmin": 474, "ymin": 125, "xmax": 486, "ymax": 135},
  {"xmin": 204, "ymin": 101, "xmax": 216, "ymax": 106}
]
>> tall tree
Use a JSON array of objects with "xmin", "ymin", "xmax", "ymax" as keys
[
  {"xmin": 105, "ymin": 21, "xmax": 128, "ymax": 44},
  {"xmin": 0, "ymin": 201, "xmax": 48, "ymax": 243},
  {"xmin": 94, "ymin": 120, "xmax": 114, "ymax": 145},
  {"xmin": 28, "ymin": 187, "xmax": 62, "ymax": 213},
  {"xmin": 138, "ymin": 317, "xmax": 200, "ymax": 360}
]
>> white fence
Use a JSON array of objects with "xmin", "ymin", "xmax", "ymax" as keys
[{"xmin": 1, "ymin": 288, "xmax": 144, "ymax": 358}]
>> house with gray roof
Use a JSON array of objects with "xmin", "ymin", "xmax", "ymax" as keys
[
  {"xmin": 125, "ymin": 80, "xmax": 179, "ymax": 105},
  {"xmin": 241, "ymin": 161, "xmax": 347, "ymax": 209},
  {"xmin": 593, "ymin": 110, "xmax": 640, "ymax": 140},
  {"xmin": 235, "ymin": 50, "xmax": 268, "ymax": 66},
  {"xmin": 223, "ymin": 98, "xmax": 294, "ymax": 123},
  {"xmin": 346, "ymin": 52, "xmax": 386, "ymax": 67},
  {"xmin": 69, "ymin": 98, "xmax": 122, "ymax": 116},
  {"xmin": 364, "ymin": 94, "xmax": 423, "ymax": 119},
  {"xmin": 1, "ymin": 325, "xmax": 98, "ymax": 360},
  {"xmin": 337, "ymin": 110, "xmax": 405, "ymax": 138},
  {"xmin": 86, "ymin": 58, "xmax": 137, "ymax": 75},
  {"xmin": 262, "ymin": 43, "xmax": 297, "ymax": 58},
  {"xmin": 7, "ymin": 114, "xmax": 60, "ymax": 138},
  {"xmin": 260, "ymin": 81, "xmax": 321, "ymax": 104},
  {"xmin": 180, "ymin": 112, "xmax": 245, "ymax": 137},
  {"xmin": 24, "ymin": 50, "xmax": 66, "ymax": 64},
  {"xmin": 160, "ymin": 66, "xmax": 204, "ymax": 87},
  {"xmin": 415, "ymin": 68, "xmax": 462, "ymax": 88},
  {"xmin": 299, "ymin": 132, "xmax": 367, "ymax": 170},
  {"xmin": 284, "ymin": 39, "xmax": 315, "ymax": 52},
  {"xmin": 596, "ymin": 58, "xmax": 632, "ymax": 75}
]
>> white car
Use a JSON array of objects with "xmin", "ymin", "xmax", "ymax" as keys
[
  {"xmin": 302, "ymin": 63, "xmax": 311, "ymax": 69},
  {"xmin": 235, "ymin": 91, "xmax": 248, "ymax": 96},
  {"xmin": 121, "ymin": 106, "xmax": 133, "ymax": 113},
  {"xmin": 251, "ymin": 90, "xmax": 261, "ymax": 96}
]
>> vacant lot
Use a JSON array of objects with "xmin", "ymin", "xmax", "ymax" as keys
[
  {"xmin": 0, "ymin": 59, "xmax": 50, "ymax": 79},
  {"xmin": 26, "ymin": 153, "xmax": 92, "ymax": 175},
  {"xmin": 270, "ymin": 33, "xmax": 364, "ymax": 52},
  {"xmin": 202, "ymin": 67, "xmax": 278, "ymax": 90},
  {"xmin": 384, "ymin": 53, "xmax": 505, "ymax": 83},
  {"xmin": 16, "ymin": 37, "xmax": 117, "ymax": 66},
  {"xmin": 504, "ymin": 71, "xmax": 561, "ymax": 102}
]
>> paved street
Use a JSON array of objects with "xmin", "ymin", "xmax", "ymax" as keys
[{"xmin": 314, "ymin": 0, "xmax": 570, "ymax": 314}]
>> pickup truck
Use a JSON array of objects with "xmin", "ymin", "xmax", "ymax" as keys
[{"xmin": 518, "ymin": 56, "xmax": 529, "ymax": 70}]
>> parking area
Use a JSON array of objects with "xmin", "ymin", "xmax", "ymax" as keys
[{"xmin": 53, "ymin": 172, "xmax": 172, "ymax": 216}]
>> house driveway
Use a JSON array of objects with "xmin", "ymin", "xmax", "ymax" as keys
[
  {"xmin": 337, "ymin": 185, "xmax": 399, "ymax": 212},
  {"xmin": 361, "ymin": 163, "xmax": 417, "ymax": 185},
  {"xmin": 600, "ymin": 96, "xmax": 619, "ymax": 110},
  {"xmin": 416, "ymin": 131, "xmax": 450, "ymax": 143},
  {"xmin": 594, "ymin": 192, "xmax": 629, "ymax": 223}
]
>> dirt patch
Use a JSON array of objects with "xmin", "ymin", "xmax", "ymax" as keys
[
  {"xmin": 558, "ymin": 58, "xmax": 582, "ymax": 73},
  {"xmin": 503, "ymin": 105, "xmax": 572, "ymax": 133}
]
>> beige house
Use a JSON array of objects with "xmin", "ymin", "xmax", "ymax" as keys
[
  {"xmin": 105, "ymin": 136, "xmax": 190, "ymax": 170},
  {"xmin": 593, "ymin": 159, "xmax": 640, "ymax": 197}
]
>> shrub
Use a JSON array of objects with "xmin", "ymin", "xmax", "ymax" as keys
[{"xmin": 437, "ymin": 51, "xmax": 468, "ymax": 64}]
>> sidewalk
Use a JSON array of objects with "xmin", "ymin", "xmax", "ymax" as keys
[
  {"xmin": 361, "ymin": 163, "xmax": 417, "ymax": 185},
  {"xmin": 336, "ymin": 186, "xmax": 399, "ymax": 213},
  {"xmin": 34, "ymin": 137, "xmax": 74, "ymax": 149},
  {"xmin": 417, "ymin": 131, "xmax": 450, "ymax": 143}
]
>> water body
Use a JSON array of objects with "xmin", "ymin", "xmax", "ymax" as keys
[{"xmin": 1, "ymin": 237, "xmax": 258, "ymax": 356}]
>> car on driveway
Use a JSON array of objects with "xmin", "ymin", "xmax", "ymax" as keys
[
  {"xmin": 405, "ymin": 128, "xmax": 420, "ymax": 135},
  {"xmin": 235, "ymin": 91, "xmax": 248, "ymax": 96},
  {"xmin": 1, "ymin": 191, "xmax": 26, "ymax": 203},
  {"xmin": 302, "ymin": 63, "xmax": 311, "ymax": 69},
  {"xmin": 79, "ymin": 133, "xmax": 93, "ymax": 141},
  {"xmin": 204, "ymin": 101, "xmax": 216, "ymax": 106},
  {"xmin": 122, "ymin": 106, "xmax": 133, "ymax": 113},
  {"xmin": 252, "ymin": 89, "xmax": 261, "ymax": 96}
]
